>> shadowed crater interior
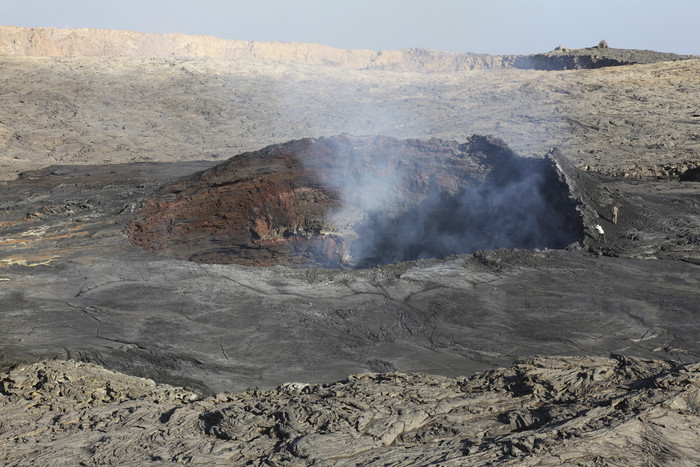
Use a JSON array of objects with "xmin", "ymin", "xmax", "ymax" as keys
[{"xmin": 129, "ymin": 134, "xmax": 583, "ymax": 268}]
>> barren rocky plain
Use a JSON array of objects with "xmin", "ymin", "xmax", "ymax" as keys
[{"xmin": 0, "ymin": 27, "xmax": 699, "ymax": 464}]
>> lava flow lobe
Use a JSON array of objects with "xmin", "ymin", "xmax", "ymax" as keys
[{"xmin": 128, "ymin": 134, "xmax": 583, "ymax": 268}]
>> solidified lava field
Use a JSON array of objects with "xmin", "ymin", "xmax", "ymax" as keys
[
  {"xmin": 129, "ymin": 135, "xmax": 582, "ymax": 268},
  {"xmin": 1, "ymin": 27, "xmax": 700, "ymax": 465},
  {"xmin": 0, "ymin": 32, "xmax": 698, "ymax": 394}
]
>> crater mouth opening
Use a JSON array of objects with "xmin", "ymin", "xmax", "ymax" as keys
[{"xmin": 129, "ymin": 135, "xmax": 583, "ymax": 268}]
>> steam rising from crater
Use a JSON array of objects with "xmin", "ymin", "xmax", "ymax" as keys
[
  {"xmin": 314, "ymin": 136, "xmax": 581, "ymax": 267},
  {"xmin": 348, "ymin": 159, "xmax": 577, "ymax": 267},
  {"xmin": 129, "ymin": 135, "xmax": 583, "ymax": 268}
]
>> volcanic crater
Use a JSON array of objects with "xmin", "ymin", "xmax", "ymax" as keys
[{"xmin": 129, "ymin": 134, "xmax": 583, "ymax": 268}]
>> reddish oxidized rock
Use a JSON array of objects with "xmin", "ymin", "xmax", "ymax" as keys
[{"xmin": 128, "ymin": 135, "xmax": 491, "ymax": 267}]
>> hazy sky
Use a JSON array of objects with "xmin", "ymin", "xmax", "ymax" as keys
[{"xmin": 3, "ymin": 0, "xmax": 699, "ymax": 55}]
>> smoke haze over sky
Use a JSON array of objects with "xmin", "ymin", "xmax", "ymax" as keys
[{"xmin": 3, "ymin": 0, "xmax": 699, "ymax": 55}]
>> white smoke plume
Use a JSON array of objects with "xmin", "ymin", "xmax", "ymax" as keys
[{"xmin": 302, "ymin": 135, "xmax": 582, "ymax": 268}]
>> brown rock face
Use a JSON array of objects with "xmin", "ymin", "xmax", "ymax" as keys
[{"xmin": 128, "ymin": 135, "xmax": 583, "ymax": 268}]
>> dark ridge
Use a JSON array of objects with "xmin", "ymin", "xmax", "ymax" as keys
[{"xmin": 515, "ymin": 41, "xmax": 694, "ymax": 70}]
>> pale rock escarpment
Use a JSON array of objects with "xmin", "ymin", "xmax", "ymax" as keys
[
  {"xmin": 0, "ymin": 25, "xmax": 513, "ymax": 71},
  {"xmin": 0, "ymin": 26, "xmax": 690, "ymax": 72}
]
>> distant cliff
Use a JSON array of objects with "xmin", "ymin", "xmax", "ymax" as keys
[
  {"xmin": 1, "ymin": 26, "xmax": 692, "ymax": 72},
  {"xmin": 0, "ymin": 26, "xmax": 516, "ymax": 71}
]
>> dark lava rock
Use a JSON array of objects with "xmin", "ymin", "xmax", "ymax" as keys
[
  {"xmin": 128, "ymin": 135, "xmax": 583, "ymax": 268},
  {"xmin": 515, "ymin": 45, "xmax": 693, "ymax": 70},
  {"xmin": 1, "ymin": 154, "xmax": 699, "ymax": 396},
  {"xmin": 680, "ymin": 166, "xmax": 700, "ymax": 182}
]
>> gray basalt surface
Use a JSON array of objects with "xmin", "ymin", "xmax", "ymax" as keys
[{"xmin": 0, "ymin": 153, "xmax": 698, "ymax": 395}]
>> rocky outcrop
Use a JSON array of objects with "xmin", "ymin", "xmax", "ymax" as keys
[
  {"xmin": 514, "ymin": 44, "xmax": 692, "ymax": 70},
  {"xmin": 511, "ymin": 39, "xmax": 694, "ymax": 70},
  {"xmin": 0, "ymin": 26, "xmax": 691, "ymax": 72},
  {"xmin": 1, "ymin": 356, "xmax": 699, "ymax": 465},
  {"xmin": 128, "ymin": 135, "xmax": 583, "ymax": 268},
  {"xmin": 127, "ymin": 135, "xmax": 491, "ymax": 267}
]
